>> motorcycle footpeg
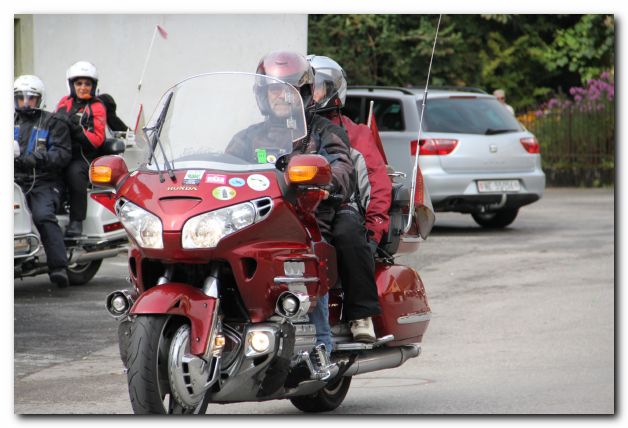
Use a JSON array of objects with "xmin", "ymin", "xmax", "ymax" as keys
[{"xmin": 334, "ymin": 334, "xmax": 395, "ymax": 351}]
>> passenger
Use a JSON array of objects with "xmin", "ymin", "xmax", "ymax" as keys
[
  {"xmin": 226, "ymin": 51, "xmax": 356, "ymax": 353},
  {"xmin": 98, "ymin": 93, "xmax": 129, "ymax": 133},
  {"xmin": 55, "ymin": 61, "xmax": 107, "ymax": 237},
  {"xmin": 13, "ymin": 75, "xmax": 72, "ymax": 287},
  {"xmin": 308, "ymin": 55, "xmax": 390, "ymax": 342}
]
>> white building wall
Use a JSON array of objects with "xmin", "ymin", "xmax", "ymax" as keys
[{"xmin": 31, "ymin": 14, "xmax": 308, "ymax": 126}]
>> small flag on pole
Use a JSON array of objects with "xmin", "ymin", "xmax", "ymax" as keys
[
  {"xmin": 157, "ymin": 25, "xmax": 168, "ymax": 39},
  {"xmin": 134, "ymin": 104, "xmax": 145, "ymax": 132},
  {"xmin": 368, "ymin": 112, "xmax": 388, "ymax": 164}
]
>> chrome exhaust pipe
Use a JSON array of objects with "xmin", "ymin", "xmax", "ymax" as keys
[
  {"xmin": 71, "ymin": 247, "xmax": 125, "ymax": 264},
  {"xmin": 341, "ymin": 344, "xmax": 421, "ymax": 377}
]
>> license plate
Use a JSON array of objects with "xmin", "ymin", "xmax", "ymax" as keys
[{"xmin": 477, "ymin": 180, "xmax": 521, "ymax": 193}]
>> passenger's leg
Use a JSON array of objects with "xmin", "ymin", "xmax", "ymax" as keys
[{"xmin": 64, "ymin": 159, "xmax": 89, "ymax": 236}]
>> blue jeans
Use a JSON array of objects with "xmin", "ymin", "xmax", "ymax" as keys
[{"xmin": 309, "ymin": 292, "xmax": 332, "ymax": 353}]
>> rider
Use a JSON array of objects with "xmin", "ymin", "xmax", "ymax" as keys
[
  {"xmin": 14, "ymin": 75, "xmax": 72, "ymax": 288},
  {"xmin": 308, "ymin": 55, "xmax": 391, "ymax": 342},
  {"xmin": 226, "ymin": 51, "xmax": 356, "ymax": 353},
  {"xmin": 55, "ymin": 61, "xmax": 107, "ymax": 238}
]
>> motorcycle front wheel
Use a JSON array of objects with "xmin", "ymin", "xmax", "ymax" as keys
[
  {"xmin": 126, "ymin": 315, "xmax": 209, "ymax": 414},
  {"xmin": 289, "ymin": 375, "xmax": 352, "ymax": 413}
]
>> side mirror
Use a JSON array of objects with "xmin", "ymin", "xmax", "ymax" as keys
[
  {"xmin": 285, "ymin": 154, "xmax": 332, "ymax": 186},
  {"xmin": 90, "ymin": 155, "xmax": 129, "ymax": 189}
]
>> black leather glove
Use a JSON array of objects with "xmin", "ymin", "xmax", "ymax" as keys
[{"xmin": 15, "ymin": 154, "xmax": 36, "ymax": 169}]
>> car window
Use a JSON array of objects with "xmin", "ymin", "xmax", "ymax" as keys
[
  {"xmin": 423, "ymin": 98, "xmax": 523, "ymax": 134},
  {"xmin": 373, "ymin": 98, "xmax": 405, "ymax": 131},
  {"xmin": 343, "ymin": 96, "xmax": 364, "ymax": 124}
]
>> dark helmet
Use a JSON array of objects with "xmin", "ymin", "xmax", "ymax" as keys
[
  {"xmin": 306, "ymin": 55, "xmax": 347, "ymax": 112},
  {"xmin": 255, "ymin": 51, "xmax": 315, "ymax": 117}
]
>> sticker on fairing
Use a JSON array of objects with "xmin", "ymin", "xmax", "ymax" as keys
[
  {"xmin": 228, "ymin": 177, "xmax": 246, "ymax": 187},
  {"xmin": 183, "ymin": 170, "xmax": 205, "ymax": 185},
  {"xmin": 247, "ymin": 174, "xmax": 270, "ymax": 191},
  {"xmin": 205, "ymin": 174, "xmax": 227, "ymax": 184},
  {"xmin": 212, "ymin": 186, "xmax": 236, "ymax": 200}
]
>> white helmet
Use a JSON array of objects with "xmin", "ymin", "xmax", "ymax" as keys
[
  {"xmin": 66, "ymin": 60, "xmax": 99, "ymax": 96},
  {"xmin": 13, "ymin": 74, "xmax": 45, "ymax": 111},
  {"xmin": 306, "ymin": 55, "xmax": 347, "ymax": 111}
]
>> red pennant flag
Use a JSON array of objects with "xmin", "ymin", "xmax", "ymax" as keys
[
  {"xmin": 369, "ymin": 112, "xmax": 388, "ymax": 164},
  {"xmin": 134, "ymin": 104, "xmax": 145, "ymax": 132},
  {"xmin": 157, "ymin": 25, "xmax": 168, "ymax": 39}
]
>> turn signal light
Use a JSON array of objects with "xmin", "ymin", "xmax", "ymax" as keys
[
  {"xmin": 288, "ymin": 165, "xmax": 319, "ymax": 183},
  {"xmin": 90, "ymin": 166, "xmax": 112, "ymax": 183}
]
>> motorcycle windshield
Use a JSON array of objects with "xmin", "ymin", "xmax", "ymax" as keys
[{"xmin": 140, "ymin": 72, "xmax": 307, "ymax": 172}]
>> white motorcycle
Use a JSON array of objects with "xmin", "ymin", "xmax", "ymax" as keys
[{"xmin": 14, "ymin": 137, "xmax": 129, "ymax": 285}]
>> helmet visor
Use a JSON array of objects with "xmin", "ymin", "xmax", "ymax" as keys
[{"xmin": 14, "ymin": 91, "xmax": 42, "ymax": 110}]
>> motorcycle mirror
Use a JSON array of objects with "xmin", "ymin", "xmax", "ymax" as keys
[
  {"xmin": 90, "ymin": 155, "xmax": 129, "ymax": 189},
  {"xmin": 275, "ymin": 154, "xmax": 290, "ymax": 172}
]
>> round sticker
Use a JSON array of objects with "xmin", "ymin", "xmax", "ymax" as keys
[
  {"xmin": 228, "ymin": 177, "xmax": 246, "ymax": 187},
  {"xmin": 212, "ymin": 186, "xmax": 236, "ymax": 201},
  {"xmin": 247, "ymin": 174, "xmax": 270, "ymax": 192}
]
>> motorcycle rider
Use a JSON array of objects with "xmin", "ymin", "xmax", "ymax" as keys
[
  {"xmin": 14, "ymin": 75, "xmax": 72, "ymax": 288},
  {"xmin": 226, "ymin": 51, "xmax": 356, "ymax": 352},
  {"xmin": 55, "ymin": 61, "xmax": 107, "ymax": 238},
  {"xmin": 308, "ymin": 55, "xmax": 390, "ymax": 342}
]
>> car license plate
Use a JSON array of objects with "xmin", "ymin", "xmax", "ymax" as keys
[{"xmin": 477, "ymin": 180, "xmax": 521, "ymax": 193}]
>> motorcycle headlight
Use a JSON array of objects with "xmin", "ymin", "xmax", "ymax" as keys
[
  {"xmin": 118, "ymin": 201, "xmax": 163, "ymax": 249},
  {"xmin": 182, "ymin": 202, "xmax": 256, "ymax": 249}
]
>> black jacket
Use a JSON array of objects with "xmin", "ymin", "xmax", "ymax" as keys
[{"xmin": 14, "ymin": 110, "xmax": 72, "ymax": 187}]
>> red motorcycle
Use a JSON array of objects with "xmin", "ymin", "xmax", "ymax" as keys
[{"xmin": 93, "ymin": 72, "xmax": 432, "ymax": 414}]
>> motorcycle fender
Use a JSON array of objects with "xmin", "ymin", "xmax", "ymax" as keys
[{"xmin": 129, "ymin": 282, "xmax": 217, "ymax": 356}]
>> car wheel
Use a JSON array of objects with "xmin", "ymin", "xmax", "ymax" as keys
[{"xmin": 472, "ymin": 208, "xmax": 519, "ymax": 228}]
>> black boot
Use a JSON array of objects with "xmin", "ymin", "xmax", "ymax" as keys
[
  {"xmin": 49, "ymin": 268, "xmax": 69, "ymax": 288},
  {"xmin": 65, "ymin": 220, "xmax": 83, "ymax": 237}
]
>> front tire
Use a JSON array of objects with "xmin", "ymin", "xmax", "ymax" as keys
[
  {"xmin": 289, "ymin": 375, "xmax": 352, "ymax": 413},
  {"xmin": 472, "ymin": 208, "xmax": 519, "ymax": 228},
  {"xmin": 126, "ymin": 315, "xmax": 209, "ymax": 414},
  {"xmin": 67, "ymin": 259, "xmax": 102, "ymax": 285}
]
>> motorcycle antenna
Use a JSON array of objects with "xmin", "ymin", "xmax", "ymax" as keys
[{"xmin": 404, "ymin": 14, "xmax": 441, "ymax": 235}]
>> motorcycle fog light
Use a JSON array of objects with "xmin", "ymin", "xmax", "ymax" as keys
[
  {"xmin": 281, "ymin": 295, "xmax": 299, "ymax": 316},
  {"xmin": 111, "ymin": 295, "xmax": 128, "ymax": 313},
  {"xmin": 250, "ymin": 332, "xmax": 271, "ymax": 353}
]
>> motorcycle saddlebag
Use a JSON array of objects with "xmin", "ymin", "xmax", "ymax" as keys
[{"xmin": 373, "ymin": 264, "xmax": 431, "ymax": 346}]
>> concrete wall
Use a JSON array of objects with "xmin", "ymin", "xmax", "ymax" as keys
[{"xmin": 25, "ymin": 14, "xmax": 308, "ymax": 127}]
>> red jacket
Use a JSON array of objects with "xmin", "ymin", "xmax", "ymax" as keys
[
  {"xmin": 330, "ymin": 113, "xmax": 392, "ymax": 244},
  {"xmin": 55, "ymin": 95, "xmax": 106, "ymax": 159}
]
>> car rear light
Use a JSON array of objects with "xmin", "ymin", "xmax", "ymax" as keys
[
  {"xmin": 103, "ymin": 221, "xmax": 124, "ymax": 233},
  {"xmin": 520, "ymin": 137, "xmax": 540, "ymax": 154},
  {"xmin": 411, "ymin": 139, "xmax": 459, "ymax": 156}
]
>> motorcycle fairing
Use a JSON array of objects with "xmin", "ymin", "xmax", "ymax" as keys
[{"xmin": 130, "ymin": 282, "xmax": 217, "ymax": 356}]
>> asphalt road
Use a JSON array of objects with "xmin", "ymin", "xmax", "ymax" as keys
[{"xmin": 12, "ymin": 187, "xmax": 615, "ymax": 415}]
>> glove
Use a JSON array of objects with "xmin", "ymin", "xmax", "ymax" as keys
[{"xmin": 15, "ymin": 154, "xmax": 36, "ymax": 169}]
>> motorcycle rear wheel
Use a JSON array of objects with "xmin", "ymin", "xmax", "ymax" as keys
[
  {"xmin": 126, "ymin": 315, "xmax": 209, "ymax": 414},
  {"xmin": 67, "ymin": 259, "xmax": 102, "ymax": 285},
  {"xmin": 289, "ymin": 375, "xmax": 352, "ymax": 413}
]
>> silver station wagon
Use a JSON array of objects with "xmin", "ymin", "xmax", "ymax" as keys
[{"xmin": 345, "ymin": 86, "xmax": 546, "ymax": 228}]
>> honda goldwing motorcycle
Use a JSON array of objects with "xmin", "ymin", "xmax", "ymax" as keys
[
  {"xmin": 94, "ymin": 72, "xmax": 433, "ymax": 414},
  {"xmin": 14, "ymin": 138, "xmax": 129, "ymax": 285}
]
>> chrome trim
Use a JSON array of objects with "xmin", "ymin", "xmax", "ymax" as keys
[
  {"xmin": 204, "ymin": 300, "xmax": 222, "ymax": 360},
  {"xmin": 335, "ymin": 334, "xmax": 395, "ymax": 350},
  {"xmin": 397, "ymin": 312, "xmax": 432, "ymax": 325},
  {"xmin": 401, "ymin": 235, "xmax": 422, "ymax": 243},
  {"xmin": 341, "ymin": 344, "xmax": 421, "ymax": 377},
  {"xmin": 14, "ymin": 234, "xmax": 42, "ymax": 259},
  {"xmin": 105, "ymin": 289, "xmax": 135, "ymax": 320},
  {"xmin": 275, "ymin": 290, "xmax": 311, "ymax": 320},
  {"xmin": 274, "ymin": 276, "xmax": 318, "ymax": 284},
  {"xmin": 252, "ymin": 197, "xmax": 273, "ymax": 222}
]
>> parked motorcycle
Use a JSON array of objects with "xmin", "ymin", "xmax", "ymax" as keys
[
  {"xmin": 14, "ymin": 138, "xmax": 129, "ymax": 285},
  {"xmin": 95, "ymin": 72, "xmax": 432, "ymax": 414}
]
